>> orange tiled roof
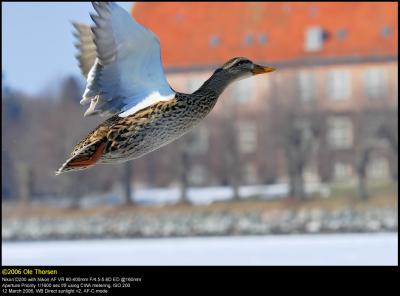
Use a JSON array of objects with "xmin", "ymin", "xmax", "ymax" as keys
[{"xmin": 132, "ymin": 2, "xmax": 398, "ymax": 68}]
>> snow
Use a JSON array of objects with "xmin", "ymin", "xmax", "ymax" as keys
[
  {"xmin": 75, "ymin": 182, "xmax": 330, "ymax": 208},
  {"xmin": 134, "ymin": 182, "xmax": 330, "ymax": 205},
  {"xmin": 2, "ymin": 233, "xmax": 397, "ymax": 266},
  {"xmin": 31, "ymin": 183, "xmax": 330, "ymax": 208}
]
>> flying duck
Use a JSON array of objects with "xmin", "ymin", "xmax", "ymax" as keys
[{"xmin": 56, "ymin": 2, "xmax": 275, "ymax": 175}]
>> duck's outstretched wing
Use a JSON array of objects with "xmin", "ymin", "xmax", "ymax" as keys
[
  {"xmin": 72, "ymin": 23, "xmax": 97, "ymax": 78},
  {"xmin": 79, "ymin": 2, "xmax": 174, "ymax": 117}
]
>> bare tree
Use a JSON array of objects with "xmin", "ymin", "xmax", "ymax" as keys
[
  {"xmin": 146, "ymin": 153, "xmax": 157, "ymax": 187},
  {"xmin": 177, "ymin": 134, "xmax": 194, "ymax": 204},
  {"xmin": 15, "ymin": 163, "xmax": 34, "ymax": 206},
  {"xmin": 377, "ymin": 109, "xmax": 398, "ymax": 181},
  {"xmin": 356, "ymin": 143, "xmax": 373, "ymax": 200},
  {"xmin": 123, "ymin": 163, "xmax": 134, "ymax": 205},
  {"xmin": 2, "ymin": 84, "xmax": 23, "ymax": 201},
  {"xmin": 11, "ymin": 76, "xmax": 118, "ymax": 202},
  {"xmin": 219, "ymin": 93, "xmax": 241, "ymax": 200},
  {"xmin": 285, "ymin": 124, "xmax": 319, "ymax": 199},
  {"xmin": 3, "ymin": 75, "xmax": 133, "ymax": 207},
  {"xmin": 354, "ymin": 107, "xmax": 397, "ymax": 199},
  {"xmin": 268, "ymin": 75, "xmax": 322, "ymax": 199}
]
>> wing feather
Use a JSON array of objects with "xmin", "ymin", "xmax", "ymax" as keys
[
  {"xmin": 78, "ymin": 2, "xmax": 174, "ymax": 117},
  {"xmin": 72, "ymin": 22, "xmax": 97, "ymax": 78}
]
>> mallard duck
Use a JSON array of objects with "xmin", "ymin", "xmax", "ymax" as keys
[{"xmin": 56, "ymin": 2, "xmax": 275, "ymax": 175}]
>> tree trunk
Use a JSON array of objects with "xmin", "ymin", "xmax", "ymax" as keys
[
  {"xmin": 356, "ymin": 147, "xmax": 371, "ymax": 200},
  {"xmin": 225, "ymin": 125, "xmax": 241, "ymax": 201},
  {"xmin": 231, "ymin": 169, "xmax": 241, "ymax": 201},
  {"xmin": 357, "ymin": 174, "xmax": 368, "ymax": 200},
  {"xmin": 123, "ymin": 163, "xmax": 134, "ymax": 205},
  {"xmin": 288, "ymin": 171, "xmax": 295, "ymax": 198},
  {"xmin": 179, "ymin": 147, "xmax": 190, "ymax": 204},
  {"xmin": 286, "ymin": 145, "xmax": 305, "ymax": 200},
  {"xmin": 288, "ymin": 169, "xmax": 305, "ymax": 199},
  {"xmin": 221, "ymin": 98, "xmax": 241, "ymax": 201},
  {"xmin": 223, "ymin": 140, "xmax": 241, "ymax": 201},
  {"xmin": 70, "ymin": 193, "xmax": 81, "ymax": 209},
  {"xmin": 147, "ymin": 154, "xmax": 156, "ymax": 187},
  {"xmin": 176, "ymin": 135, "xmax": 193, "ymax": 205},
  {"xmin": 293, "ymin": 173, "xmax": 305, "ymax": 199},
  {"xmin": 16, "ymin": 163, "xmax": 33, "ymax": 206},
  {"xmin": 391, "ymin": 154, "xmax": 398, "ymax": 182}
]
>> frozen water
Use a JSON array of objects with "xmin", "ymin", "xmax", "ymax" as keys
[{"xmin": 2, "ymin": 233, "xmax": 397, "ymax": 266}]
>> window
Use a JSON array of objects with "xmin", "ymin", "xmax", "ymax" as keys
[
  {"xmin": 305, "ymin": 26, "xmax": 325, "ymax": 51},
  {"xmin": 209, "ymin": 35, "xmax": 220, "ymax": 47},
  {"xmin": 363, "ymin": 68, "xmax": 386, "ymax": 98},
  {"xmin": 188, "ymin": 127, "xmax": 209, "ymax": 155},
  {"xmin": 259, "ymin": 33, "xmax": 268, "ymax": 45},
  {"xmin": 298, "ymin": 71, "xmax": 315, "ymax": 102},
  {"xmin": 367, "ymin": 156, "xmax": 390, "ymax": 180},
  {"xmin": 175, "ymin": 13, "xmax": 183, "ymax": 23},
  {"xmin": 336, "ymin": 28, "xmax": 347, "ymax": 40},
  {"xmin": 238, "ymin": 121, "xmax": 257, "ymax": 153},
  {"xmin": 282, "ymin": 4, "xmax": 291, "ymax": 14},
  {"xmin": 327, "ymin": 70, "xmax": 351, "ymax": 100},
  {"xmin": 188, "ymin": 164, "xmax": 207, "ymax": 185},
  {"xmin": 243, "ymin": 163, "xmax": 259, "ymax": 184},
  {"xmin": 234, "ymin": 79, "xmax": 255, "ymax": 103},
  {"xmin": 309, "ymin": 6, "xmax": 318, "ymax": 17},
  {"xmin": 333, "ymin": 162, "xmax": 353, "ymax": 181},
  {"xmin": 244, "ymin": 34, "xmax": 253, "ymax": 45},
  {"xmin": 381, "ymin": 26, "xmax": 393, "ymax": 38},
  {"xmin": 327, "ymin": 116, "xmax": 353, "ymax": 149}
]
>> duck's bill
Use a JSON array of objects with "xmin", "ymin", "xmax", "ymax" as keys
[{"xmin": 252, "ymin": 65, "xmax": 276, "ymax": 75}]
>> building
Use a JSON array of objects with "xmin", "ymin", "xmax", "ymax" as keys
[{"xmin": 130, "ymin": 2, "xmax": 398, "ymax": 187}]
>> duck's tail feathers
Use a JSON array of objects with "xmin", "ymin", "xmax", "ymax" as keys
[{"xmin": 55, "ymin": 142, "xmax": 106, "ymax": 175}]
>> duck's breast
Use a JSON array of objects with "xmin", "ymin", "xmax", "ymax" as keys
[{"xmin": 101, "ymin": 95, "xmax": 205, "ymax": 162}]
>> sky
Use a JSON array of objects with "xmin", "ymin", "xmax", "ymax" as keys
[{"xmin": 2, "ymin": 2, "xmax": 133, "ymax": 96}]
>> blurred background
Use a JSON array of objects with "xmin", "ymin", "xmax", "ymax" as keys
[{"xmin": 2, "ymin": 2, "xmax": 398, "ymax": 265}]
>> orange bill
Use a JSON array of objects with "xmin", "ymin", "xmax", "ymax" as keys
[{"xmin": 252, "ymin": 65, "xmax": 276, "ymax": 75}]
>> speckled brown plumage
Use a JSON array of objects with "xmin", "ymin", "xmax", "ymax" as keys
[{"xmin": 57, "ymin": 89, "xmax": 218, "ymax": 174}]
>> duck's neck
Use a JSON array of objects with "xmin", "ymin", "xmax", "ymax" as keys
[
  {"xmin": 194, "ymin": 71, "xmax": 233, "ymax": 97},
  {"xmin": 174, "ymin": 72, "xmax": 233, "ymax": 120}
]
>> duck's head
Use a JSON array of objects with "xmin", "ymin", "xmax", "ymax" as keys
[
  {"xmin": 214, "ymin": 57, "xmax": 275, "ymax": 81},
  {"xmin": 199, "ymin": 57, "xmax": 275, "ymax": 95}
]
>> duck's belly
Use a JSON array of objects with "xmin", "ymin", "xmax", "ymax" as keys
[{"xmin": 100, "ymin": 112, "xmax": 200, "ymax": 164}]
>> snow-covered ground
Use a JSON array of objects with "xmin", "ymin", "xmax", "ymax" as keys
[
  {"xmin": 55, "ymin": 182, "xmax": 329, "ymax": 208},
  {"xmin": 2, "ymin": 233, "xmax": 397, "ymax": 266}
]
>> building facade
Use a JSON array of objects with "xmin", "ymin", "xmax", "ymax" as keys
[{"xmin": 129, "ymin": 2, "xmax": 398, "ymax": 187}]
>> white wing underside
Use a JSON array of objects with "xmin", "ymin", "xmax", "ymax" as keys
[{"xmin": 73, "ymin": 2, "xmax": 174, "ymax": 117}]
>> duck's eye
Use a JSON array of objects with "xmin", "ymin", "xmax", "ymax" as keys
[{"xmin": 235, "ymin": 60, "xmax": 248, "ymax": 67}]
